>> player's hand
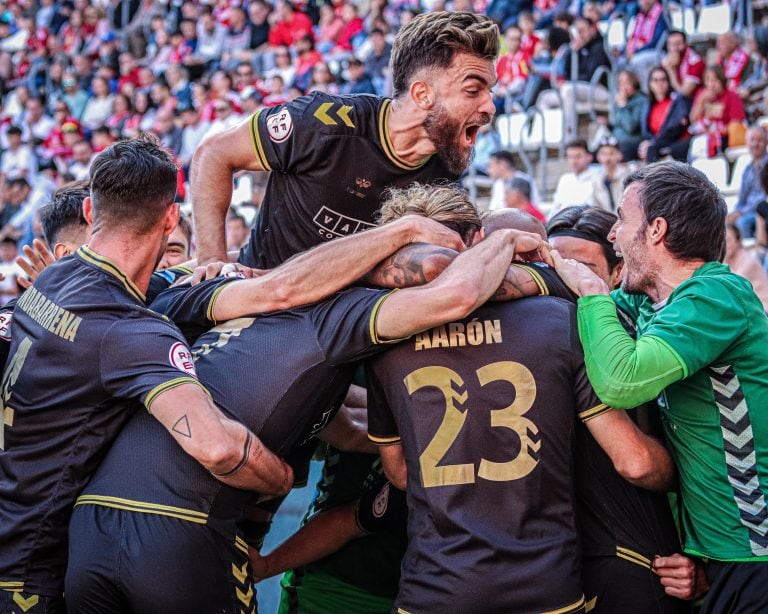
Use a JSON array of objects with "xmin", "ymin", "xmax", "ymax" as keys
[
  {"xmin": 653, "ymin": 553, "xmax": 708, "ymax": 600},
  {"xmin": 512, "ymin": 232, "xmax": 553, "ymax": 266},
  {"xmin": 16, "ymin": 239, "xmax": 55, "ymax": 289},
  {"xmin": 189, "ymin": 261, "xmax": 256, "ymax": 285},
  {"xmin": 551, "ymin": 250, "xmax": 610, "ymax": 297},
  {"xmin": 400, "ymin": 215, "xmax": 466, "ymax": 252},
  {"xmin": 249, "ymin": 546, "xmax": 271, "ymax": 583}
]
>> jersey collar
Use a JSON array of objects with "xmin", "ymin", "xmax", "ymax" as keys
[
  {"xmin": 378, "ymin": 99, "xmax": 430, "ymax": 171},
  {"xmin": 77, "ymin": 245, "xmax": 146, "ymax": 303}
]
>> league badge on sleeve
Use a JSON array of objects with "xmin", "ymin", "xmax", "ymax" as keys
[
  {"xmin": 0, "ymin": 311, "xmax": 12, "ymax": 341},
  {"xmin": 266, "ymin": 109, "xmax": 293, "ymax": 143},
  {"xmin": 169, "ymin": 342, "xmax": 197, "ymax": 378}
]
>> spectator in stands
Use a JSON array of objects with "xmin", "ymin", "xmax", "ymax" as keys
[
  {"xmin": 724, "ymin": 223, "xmax": 768, "ymax": 312},
  {"xmin": 105, "ymin": 93, "xmax": 133, "ymax": 138},
  {"xmin": 494, "ymin": 25, "xmax": 530, "ymax": 114},
  {"xmin": 503, "ymin": 175, "xmax": 546, "ymax": 222},
  {"xmin": 363, "ymin": 28, "xmax": 392, "ymax": 95},
  {"xmin": 221, "ymin": 6, "xmax": 253, "ymax": 71},
  {"xmin": 472, "ymin": 122, "xmax": 502, "ymax": 176},
  {"xmin": 195, "ymin": 6, "xmax": 226, "ymax": 69},
  {"xmin": 266, "ymin": 46, "xmax": 296, "ymax": 90},
  {"xmin": 728, "ymin": 125, "xmax": 768, "ymax": 239},
  {"xmin": 293, "ymin": 35, "xmax": 323, "ymax": 93},
  {"xmin": 552, "ymin": 139, "xmax": 600, "ymax": 212},
  {"xmin": 517, "ymin": 12, "xmax": 541, "ymax": 59},
  {"xmin": 316, "ymin": 3, "xmax": 344, "ymax": 55},
  {"xmin": 68, "ymin": 138, "xmax": 94, "ymax": 181},
  {"xmin": 179, "ymin": 104, "xmax": 210, "ymax": 170},
  {"xmin": 487, "ymin": 149, "xmax": 538, "ymax": 210},
  {"xmin": 622, "ymin": 0, "xmax": 668, "ymax": 87},
  {"xmin": 206, "ymin": 98, "xmax": 242, "ymax": 137},
  {"xmin": 22, "ymin": 97, "xmax": 55, "ymax": 148},
  {"xmin": 0, "ymin": 126, "xmax": 36, "ymax": 182},
  {"xmin": 226, "ymin": 210, "xmax": 251, "ymax": 252},
  {"xmin": 537, "ymin": 17, "xmax": 610, "ymax": 139},
  {"xmin": 0, "ymin": 237, "xmax": 20, "ymax": 304},
  {"xmin": 247, "ymin": 0, "xmax": 272, "ymax": 58},
  {"xmin": 153, "ymin": 109, "xmax": 183, "ymax": 155},
  {"xmin": 81, "ymin": 76, "xmax": 114, "ymax": 131},
  {"xmin": 308, "ymin": 61, "xmax": 339, "ymax": 95},
  {"xmin": 662, "ymin": 30, "xmax": 704, "ymax": 100},
  {"xmin": 333, "ymin": 4, "xmax": 365, "ymax": 57},
  {"xmin": 486, "ymin": 0, "xmax": 534, "ymax": 30},
  {"xmin": 638, "ymin": 66, "xmax": 692, "ymax": 162},
  {"xmin": 611, "ymin": 69, "xmax": 645, "ymax": 161},
  {"xmin": 717, "ymin": 32, "xmax": 752, "ymax": 92},
  {"xmin": 591, "ymin": 136, "xmax": 631, "ymax": 212},
  {"xmin": 737, "ymin": 27, "xmax": 768, "ymax": 121},
  {"xmin": 61, "ymin": 72, "xmax": 88, "ymax": 121},
  {"xmin": 166, "ymin": 65, "xmax": 192, "ymax": 110},
  {"xmin": 340, "ymin": 57, "xmax": 376, "ymax": 95},
  {"xmin": 755, "ymin": 163, "xmax": 768, "ymax": 261},
  {"xmin": 268, "ymin": 0, "xmax": 314, "ymax": 49},
  {"xmin": 688, "ymin": 65, "xmax": 746, "ymax": 158}
]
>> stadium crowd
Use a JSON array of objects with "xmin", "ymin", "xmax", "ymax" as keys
[{"xmin": 1, "ymin": 2, "xmax": 768, "ymax": 614}]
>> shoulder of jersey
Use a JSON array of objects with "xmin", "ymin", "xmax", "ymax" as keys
[{"xmin": 295, "ymin": 91, "xmax": 381, "ymax": 136}]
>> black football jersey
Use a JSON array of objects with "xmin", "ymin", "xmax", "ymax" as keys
[
  {"xmin": 78, "ymin": 286, "xmax": 396, "ymax": 542},
  {"xmin": 367, "ymin": 297, "xmax": 604, "ymax": 614},
  {"xmin": 238, "ymin": 92, "xmax": 458, "ymax": 268},
  {"xmin": 0, "ymin": 247, "xmax": 202, "ymax": 596}
]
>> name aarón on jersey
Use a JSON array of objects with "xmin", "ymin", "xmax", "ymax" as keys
[{"xmin": 414, "ymin": 319, "xmax": 502, "ymax": 351}]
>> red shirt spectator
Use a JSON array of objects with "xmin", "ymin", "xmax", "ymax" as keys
[{"xmin": 269, "ymin": 2, "xmax": 314, "ymax": 48}]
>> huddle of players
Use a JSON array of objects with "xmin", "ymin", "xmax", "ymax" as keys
[{"xmin": 1, "ymin": 9, "xmax": 765, "ymax": 614}]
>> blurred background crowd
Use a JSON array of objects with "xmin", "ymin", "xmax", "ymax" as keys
[{"xmin": 2, "ymin": 0, "xmax": 768, "ymax": 308}]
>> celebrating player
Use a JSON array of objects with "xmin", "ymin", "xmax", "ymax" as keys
[{"xmin": 191, "ymin": 11, "xmax": 499, "ymax": 268}]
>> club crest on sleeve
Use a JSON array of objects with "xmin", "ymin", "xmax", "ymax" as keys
[
  {"xmin": 266, "ymin": 109, "xmax": 293, "ymax": 143},
  {"xmin": 373, "ymin": 482, "xmax": 390, "ymax": 518},
  {"xmin": 0, "ymin": 311, "xmax": 12, "ymax": 341},
  {"xmin": 169, "ymin": 342, "xmax": 197, "ymax": 377}
]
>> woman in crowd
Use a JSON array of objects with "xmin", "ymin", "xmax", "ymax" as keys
[
  {"xmin": 638, "ymin": 66, "xmax": 692, "ymax": 162},
  {"xmin": 307, "ymin": 61, "xmax": 339, "ymax": 95},
  {"xmin": 80, "ymin": 75, "xmax": 114, "ymax": 131},
  {"xmin": 611, "ymin": 69, "xmax": 645, "ymax": 161},
  {"xmin": 688, "ymin": 65, "xmax": 746, "ymax": 157}
]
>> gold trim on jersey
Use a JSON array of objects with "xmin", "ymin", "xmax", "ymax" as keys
[
  {"xmin": 369, "ymin": 290, "xmax": 406, "ymax": 345},
  {"xmin": 368, "ymin": 433, "xmax": 401, "ymax": 444},
  {"xmin": 542, "ymin": 594, "xmax": 586, "ymax": 614},
  {"xmin": 585, "ymin": 596, "xmax": 597, "ymax": 612},
  {"xmin": 78, "ymin": 246, "xmax": 146, "ymax": 303},
  {"xmin": 143, "ymin": 376, "xmax": 209, "ymax": 413},
  {"xmin": 0, "ymin": 580, "xmax": 24, "ymax": 590},
  {"xmin": 511, "ymin": 263, "xmax": 548, "ymax": 296},
  {"xmin": 577, "ymin": 403, "xmax": 610, "ymax": 423},
  {"xmin": 167, "ymin": 265, "xmax": 194, "ymax": 275},
  {"xmin": 249, "ymin": 110, "xmax": 272, "ymax": 172},
  {"xmin": 206, "ymin": 282, "xmax": 232, "ymax": 325},
  {"xmin": 378, "ymin": 100, "xmax": 429, "ymax": 171},
  {"xmin": 75, "ymin": 495, "xmax": 209, "ymax": 524},
  {"xmin": 234, "ymin": 535, "xmax": 249, "ymax": 555},
  {"xmin": 616, "ymin": 546, "xmax": 653, "ymax": 571}
]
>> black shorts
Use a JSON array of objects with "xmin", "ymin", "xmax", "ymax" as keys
[
  {"xmin": 700, "ymin": 560, "xmax": 768, "ymax": 614},
  {"xmin": 582, "ymin": 554, "xmax": 688, "ymax": 614},
  {"xmin": 0, "ymin": 590, "xmax": 66, "ymax": 614},
  {"xmin": 65, "ymin": 504, "xmax": 255, "ymax": 614}
]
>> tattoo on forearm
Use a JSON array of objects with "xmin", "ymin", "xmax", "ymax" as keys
[
  {"xmin": 366, "ymin": 245, "xmax": 455, "ymax": 288},
  {"xmin": 492, "ymin": 268, "xmax": 541, "ymax": 301},
  {"xmin": 172, "ymin": 415, "xmax": 192, "ymax": 438}
]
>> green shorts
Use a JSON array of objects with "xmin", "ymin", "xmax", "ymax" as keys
[{"xmin": 279, "ymin": 569, "xmax": 393, "ymax": 614}]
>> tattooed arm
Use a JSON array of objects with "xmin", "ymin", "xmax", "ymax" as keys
[{"xmin": 363, "ymin": 243, "xmax": 545, "ymax": 300}]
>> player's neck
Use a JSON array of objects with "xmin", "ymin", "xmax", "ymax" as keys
[
  {"xmin": 85, "ymin": 233, "xmax": 161, "ymax": 295},
  {"xmin": 649, "ymin": 258, "xmax": 706, "ymax": 303},
  {"xmin": 387, "ymin": 98, "xmax": 434, "ymax": 165}
]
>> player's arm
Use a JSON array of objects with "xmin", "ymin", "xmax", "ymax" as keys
[
  {"xmin": 379, "ymin": 444, "xmax": 407, "ymax": 490},
  {"xmin": 316, "ymin": 404, "xmax": 377, "ymax": 454},
  {"xmin": 583, "ymin": 407, "xmax": 677, "ymax": 491},
  {"xmin": 148, "ymin": 383, "xmax": 293, "ymax": 495},
  {"xmin": 191, "ymin": 120, "xmax": 266, "ymax": 265},
  {"xmin": 364, "ymin": 243, "xmax": 561, "ymax": 300},
  {"xmin": 373, "ymin": 229, "xmax": 546, "ymax": 340},
  {"xmin": 211, "ymin": 215, "xmax": 466, "ymax": 322},
  {"xmin": 250, "ymin": 502, "xmax": 363, "ymax": 581}
]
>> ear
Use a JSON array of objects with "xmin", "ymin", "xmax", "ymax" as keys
[
  {"xmin": 163, "ymin": 203, "xmax": 180, "ymax": 237},
  {"xmin": 410, "ymin": 78, "xmax": 435, "ymax": 111},
  {"xmin": 53, "ymin": 242, "xmax": 73, "ymax": 260},
  {"xmin": 82, "ymin": 196, "xmax": 93, "ymax": 226},
  {"xmin": 647, "ymin": 217, "xmax": 667, "ymax": 246},
  {"xmin": 609, "ymin": 261, "xmax": 623, "ymax": 289},
  {"xmin": 470, "ymin": 227, "xmax": 484, "ymax": 247}
]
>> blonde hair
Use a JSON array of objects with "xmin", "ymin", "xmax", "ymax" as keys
[
  {"xmin": 390, "ymin": 11, "xmax": 499, "ymax": 97},
  {"xmin": 378, "ymin": 183, "xmax": 481, "ymax": 244}
]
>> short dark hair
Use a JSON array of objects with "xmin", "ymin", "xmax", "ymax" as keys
[
  {"xmin": 667, "ymin": 30, "xmax": 687, "ymax": 44},
  {"xmin": 566, "ymin": 138, "xmax": 590, "ymax": 153},
  {"xmin": 506, "ymin": 176, "xmax": 531, "ymax": 201},
  {"xmin": 490, "ymin": 149, "xmax": 516, "ymax": 167},
  {"xmin": 624, "ymin": 161, "xmax": 726, "ymax": 262},
  {"xmin": 7, "ymin": 125, "xmax": 21, "ymax": 136},
  {"xmin": 547, "ymin": 205, "xmax": 621, "ymax": 272},
  {"xmin": 89, "ymin": 135, "xmax": 178, "ymax": 234},
  {"xmin": 40, "ymin": 180, "xmax": 89, "ymax": 246},
  {"xmin": 390, "ymin": 11, "xmax": 498, "ymax": 97}
]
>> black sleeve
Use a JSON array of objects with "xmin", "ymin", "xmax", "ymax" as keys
[
  {"xmin": 513, "ymin": 263, "xmax": 578, "ymax": 302},
  {"xmin": 355, "ymin": 478, "xmax": 407, "ymax": 535},
  {"xmin": 148, "ymin": 277, "xmax": 239, "ymax": 344},
  {"xmin": 365, "ymin": 360, "xmax": 400, "ymax": 445},
  {"xmin": 145, "ymin": 266, "xmax": 194, "ymax": 304}
]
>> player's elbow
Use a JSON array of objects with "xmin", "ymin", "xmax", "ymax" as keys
[
  {"xmin": 420, "ymin": 252, "xmax": 454, "ymax": 283},
  {"xmin": 192, "ymin": 132, "xmax": 228, "ymax": 173},
  {"xmin": 612, "ymin": 447, "xmax": 656, "ymax": 485},
  {"xmin": 197, "ymin": 440, "xmax": 243, "ymax": 476}
]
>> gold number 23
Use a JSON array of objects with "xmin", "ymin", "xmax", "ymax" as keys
[{"xmin": 404, "ymin": 361, "xmax": 539, "ymax": 488}]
